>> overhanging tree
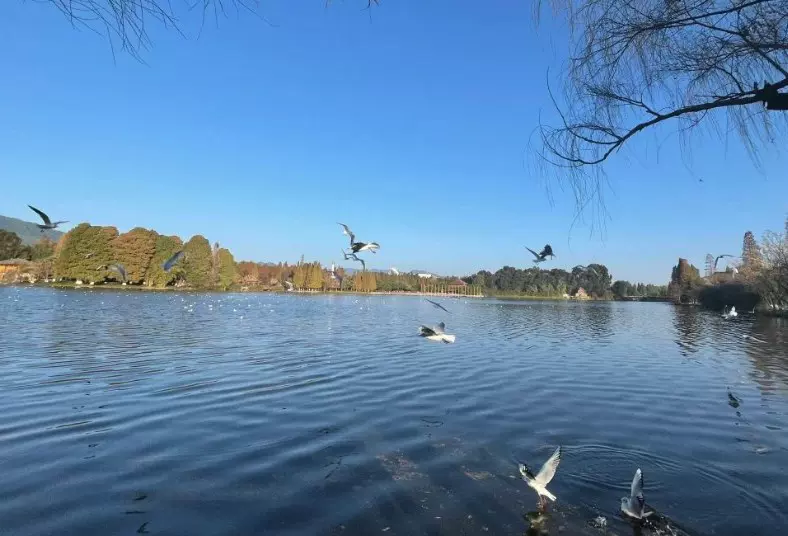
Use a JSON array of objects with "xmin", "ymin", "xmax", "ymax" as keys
[
  {"xmin": 538, "ymin": 0, "xmax": 788, "ymax": 205},
  {"xmin": 37, "ymin": 1, "xmax": 378, "ymax": 59}
]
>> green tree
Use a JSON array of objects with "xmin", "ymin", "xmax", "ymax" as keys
[
  {"xmin": 112, "ymin": 227, "xmax": 158, "ymax": 284},
  {"xmin": 293, "ymin": 263, "xmax": 307, "ymax": 289},
  {"xmin": 30, "ymin": 237, "xmax": 57, "ymax": 260},
  {"xmin": 146, "ymin": 235, "xmax": 184, "ymax": 287},
  {"xmin": 216, "ymin": 248, "xmax": 238, "ymax": 290},
  {"xmin": 611, "ymin": 280, "xmax": 631, "ymax": 299},
  {"xmin": 54, "ymin": 224, "xmax": 119, "ymax": 282},
  {"xmin": 307, "ymin": 262, "xmax": 324, "ymax": 290},
  {"xmin": 0, "ymin": 230, "xmax": 24, "ymax": 260},
  {"xmin": 182, "ymin": 235, "xmax": 214, "ymax": 289}
]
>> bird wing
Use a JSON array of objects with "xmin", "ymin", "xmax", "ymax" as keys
[
  {"xmin": 337, "ymin": 223, "xmax": 355, "ymax": 244},
  {"xmin": 630, "ymin": 468, "xmax": 645, "ymax": 511},
  {"xmin": 163, "ymin": 250, "xmax": 184, "ymax": 271},
  {"xmin": 359, "ymin": 259, "xmax": 366, "ymax": 270},
  {"xmin": 435, "ymin": 322, "xmax": 446, "ymax": 334},
  {"xmin": 109, "ymin": 264, "xmax": 127, "ymax": 282},
  {"xmin": 419, "ymin": 325, "xmax": 437, "ymax": 337},
  {"xmin": 28, "ymin": 205, "xmax": 52, "ymax": 225},
  {"xmin": 426, "ymin": 299, "xmax": 450, "ymax": 313},
  {"xmin": 525, "ymin": 246, "xmax": 540, "ymax": 260},
  {"xmin": 534, "ymin": 446, "xmax": 562, "ymax": 486}
]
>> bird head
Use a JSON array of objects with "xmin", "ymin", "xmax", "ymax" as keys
[{"xmin": 518, "ymin": 463, "xmax": 533, "ymax": 480}]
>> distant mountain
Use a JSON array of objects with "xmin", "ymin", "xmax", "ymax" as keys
[{"xmin": 0, "ymin": 214, "xmax": 63, "ymax": 245}]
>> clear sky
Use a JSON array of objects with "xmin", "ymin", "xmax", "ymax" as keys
[{"xmin": 1, "ymin": 1, "xmax": 786, "ymax": 283}]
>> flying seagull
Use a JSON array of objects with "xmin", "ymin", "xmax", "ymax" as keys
[
  {"xmin": 713, "ymin": 254, "xmax": 733, "ymax": 272},
  {"xmin": 418, "ymin": 322, "xmax": 456, "ymax": 344},
  {"xmin": 342, "ymin": 249, "xmax": 366, "ymax": 271},
  {"xmin": 28, "ymin": 205, "xmax": 68, "ymax": 232},
  {"xmin": 573, "ymin": 265, "xmax": 598, "ymax": 276},
  {"xmin": 337, "ymin": 222, "xmax": 355, "ymax": 246},
  {"xmin": 351, "ymin": 241, "xmax": 380, "ymax": 254},
  {"xmin": 722, "ymin": 305, "xmax": 738, "ymax": 319},
  {"xmin": 163, "ymin": 250, "xmax": 185, "ymax": 272},
  {"xmin": 525, "ymin": 245, "xmax": 554, "ymax": 264},
  {"xmin": 284, "ymin": 280, "xmax": 294, "ymax": 292},
  {"xmin": 620, "ymin": 468, "xmax": 653, "ymax": 520},
  {"xmin": 425, "ymin": 299, "xmax": 451, "ymax": 314},
  {"xmin": 519, "ymin": 446, "xmax": 562, "ymax": 509},
  {"xmin": 98, "ymin": 263, "xmax": 127, "ymax": 283}
]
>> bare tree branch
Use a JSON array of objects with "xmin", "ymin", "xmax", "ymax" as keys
[{"xmin": 535, "ymin": 0, "xmax": 788, "ymax": 209}]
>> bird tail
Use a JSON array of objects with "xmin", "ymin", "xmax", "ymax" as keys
[{"xmin": 542, "ymin": 489, "xmax": 556, "ymax": 502}]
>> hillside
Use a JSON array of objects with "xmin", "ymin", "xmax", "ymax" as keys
[{"xmin": 0, "ymin": 215, "xmax": 63, "ymax": 245}]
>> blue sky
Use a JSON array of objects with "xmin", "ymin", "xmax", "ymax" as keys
[{"xmin": 1, "ymin": 1, "xmax": 785, "ymax": 283}]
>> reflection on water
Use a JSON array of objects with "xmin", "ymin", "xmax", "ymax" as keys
[{"xmin": 0, "ymin": 288, "xmax": 787, "ymax": 536}]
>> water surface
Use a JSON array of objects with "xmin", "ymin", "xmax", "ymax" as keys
[{"xmin": 1, "ymin": 288, "xmax": 787, "ymax": 535}]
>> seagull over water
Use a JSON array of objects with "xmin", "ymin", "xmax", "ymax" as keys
[
  {"xmin": 519, "ymin": 446, "xmax": 562, "ymax": 509},
  {"xmin": 28, "ymin": 205, "xmax": 68, "ymax": 232},
  {"xmin": 525, "ymin": 245, "xmax": 555, "ymax": 264},
  {"xmin": 620, "ymin": 468, "xmax": 653, "ymax": 520},
  {"xmin": 163, "ymin": 250, "xmax": 185, "ymax": 272},
  {"xmin": 418, "ymin": 322, "xmax": 456, "ymax": 343},
  {"xmin": 98, "ymin": 263, "xmax": 127, "ymax": 283},
  {"xmin": 425, "ymin": 299, "xmax": 451, "ymax": 314}
]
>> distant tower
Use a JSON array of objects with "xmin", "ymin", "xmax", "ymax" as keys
[
  {"xmin": 741, "ymin": 231, "xmax": 762, "ymax": 269},
  {"xmin": 704, "ymin": 254, "xmax": 714, "ymax": 277}
]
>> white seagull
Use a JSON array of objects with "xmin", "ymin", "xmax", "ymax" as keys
[
  {"xmin": 284, "ymin": 280, "xmax": 294, "ymax": 292},
  {"xmin": 337, "ymin": 222, "xmax": 355, "ymax": 247},
  {"xmin": 722, "ymin": 306, "xmax": 738, "ymax": 319},
  {"xmin": 519, "ymin": 446, "xmax": 562, "ymax": 509},
  {"xmin": 620, "ymin": 468, "xmax": 653, "ymax": 520},
  {"xmin": 418, "ymin": 322, "xmax": 456, "ymax": 344}
]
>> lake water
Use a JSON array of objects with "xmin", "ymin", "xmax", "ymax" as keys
[{"xmin": 1, "ymin": 288, "xmax": 787, "ymax": 536}]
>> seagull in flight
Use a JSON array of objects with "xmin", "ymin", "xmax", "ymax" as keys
[
  {"xmin": 519, "ymin": 446, "xmax": 562, "ymax": 509},
  {"xmin": 722, "ymin": 305, "xmax": 738, "ymax": 319},
  {"xmin": 425, "ymin": 299, "xmax": 451, "ymax": 314},
  {"xmin": 28, "ymin": 205, "xmax": 68, "ymax": 232},
  {"xmin": 342, "ymin": 250, "xmax": 366, "ymax": 271},
  {"xmin": 337, "ymin": 223, "xmax": 355, "ymax": 246},
  {"xmin": 620, "ymin": 468, "xmax": 653, "ymax": 520},
  {"xmin": 713, "ymin": 254, "xmax": 733, "ymax": 272},
  {"xmin": 351, "ymin": 241, "xmax": 380, "ymax": 254},
  {"xmin": 283, "ymin": 280, "xmax": 294, "ymax": 292},
  {"xmin": 418, "ymin": 322, "xmax": 456, "ymax": 343},
  {"xmin": 98, "ymin": 263, "xmax": 127, "ymax": 283},
  {"xmin": 525, "ymin": 245, "xmax": 554, "ymax": 264},
  {"xmin": 163, "ymin": 250, "xmax": 185, "ymax": 272}
]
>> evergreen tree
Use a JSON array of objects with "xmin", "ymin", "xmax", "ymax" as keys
[
  {"xmin": 216, "ymin": 248, "xmax": 238, "ymax": 290},
  {"xmin": 741, "ymin": 231, "xmax": 763, "ymax": 276},
  {"xmin": 147, "ymin": 235, "xmax": 184, "ymax": 287},
  {"xmin": 30, "ymin": 237, "xmax": 56, "ymax": 260},
  {"xmin": 307, "ymin": 262, "xmax": 324, "ymax": 290},
  {"xmin": 112, "ymin": 227, "xmax": 158, "ymax": 284},
  {"xmin": 182, "ymin": 235, "xmax": 214, "ymax": 289},
  {"xmin": 293, "ymin": 263, "xmax": 307, "ymax": 289},
  {"xmin": 0, "ymin": 230, "xmax": 24, "ymax": 260},
  {"xmin": 54, "ymin": 224, "xmax": 118, "ymax": 282}
]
